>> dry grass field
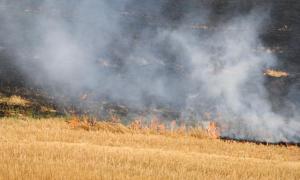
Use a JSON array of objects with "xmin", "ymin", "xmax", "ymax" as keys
[{"xmin": 0, "ymin": 118, "xmax": 299, "ymax": 180}]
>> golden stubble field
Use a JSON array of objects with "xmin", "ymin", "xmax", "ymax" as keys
[{"xmin": 0, "ymin": 118, "xmax": 299, "ymax": 180}]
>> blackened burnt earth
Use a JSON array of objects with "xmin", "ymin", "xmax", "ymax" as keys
[{"xmin": 220, "ymin": 136, "xmax": 300, "ymax": 147}]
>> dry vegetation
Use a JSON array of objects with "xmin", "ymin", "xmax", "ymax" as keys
[
  {"xmin": 0, "ymin": 118, "xmax": 299, "ymax": 180},
  {"xmin": 0, "ymin": 95, "xmax": 30, "ymax": 106},
  {"xmin": 264, "ymin": 69, "xmax": 289, "ymax": 78}
]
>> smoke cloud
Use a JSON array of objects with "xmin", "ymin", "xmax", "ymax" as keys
[{"xmin": 0, "ymin": 0, "xmax": 299, "ymax": 142}]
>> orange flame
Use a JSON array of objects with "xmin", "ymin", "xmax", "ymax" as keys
[
  {"xmin": 207, "ymin": 122, "xmax": 220, "ymax": 139},
  {"xmin": 170, "ymin": 120, "xmax": 177, "ymax": 132},
  {"xmin": 129, "ymin": 119, "xmax": 142, "ymax": 130},
  {"xmin": 66, "ymin": 117, "xmax": 80, "ymax": 128},
  {"xmin": 149, "ymin": 116, "xmax": 159, "ymax": 130}
]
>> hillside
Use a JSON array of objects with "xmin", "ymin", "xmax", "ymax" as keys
[{"xmin": 0, "ymin": 1, "xmax": 300, "ymax": 179}]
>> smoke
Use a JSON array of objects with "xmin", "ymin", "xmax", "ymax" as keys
[{"xmin": 0, "ymin": 0, "xmax": 299, "ymax": 142}]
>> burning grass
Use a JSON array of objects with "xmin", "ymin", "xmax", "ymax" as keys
[
  {"xmin": 66, "ymin": 115, "xmax": 213, "ymax": 139},
  {"xmin": 0, "ymin": 117, "xmax": 299, "ymax": 179}
]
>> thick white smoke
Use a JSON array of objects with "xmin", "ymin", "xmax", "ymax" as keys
[
  {"xmin": 173, "ymin": 12, "xmax": 298, "ymax": 142},
  {"xmin": 0, "ymin": 0, "xmax": 299, "ymax": 142}
]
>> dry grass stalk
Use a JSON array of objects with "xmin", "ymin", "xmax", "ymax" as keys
[
  {"xmin": 189, "ymin": 127, "xmax": 209, "ymax": 139},
  {"xmin": 176, "ymin": 122, "xmax": 186, "ymax": 135}
]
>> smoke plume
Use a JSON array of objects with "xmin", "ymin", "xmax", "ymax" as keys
[{"xmin": 0, "ymin": 0, "xmax": 299, "ymax": 142}]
